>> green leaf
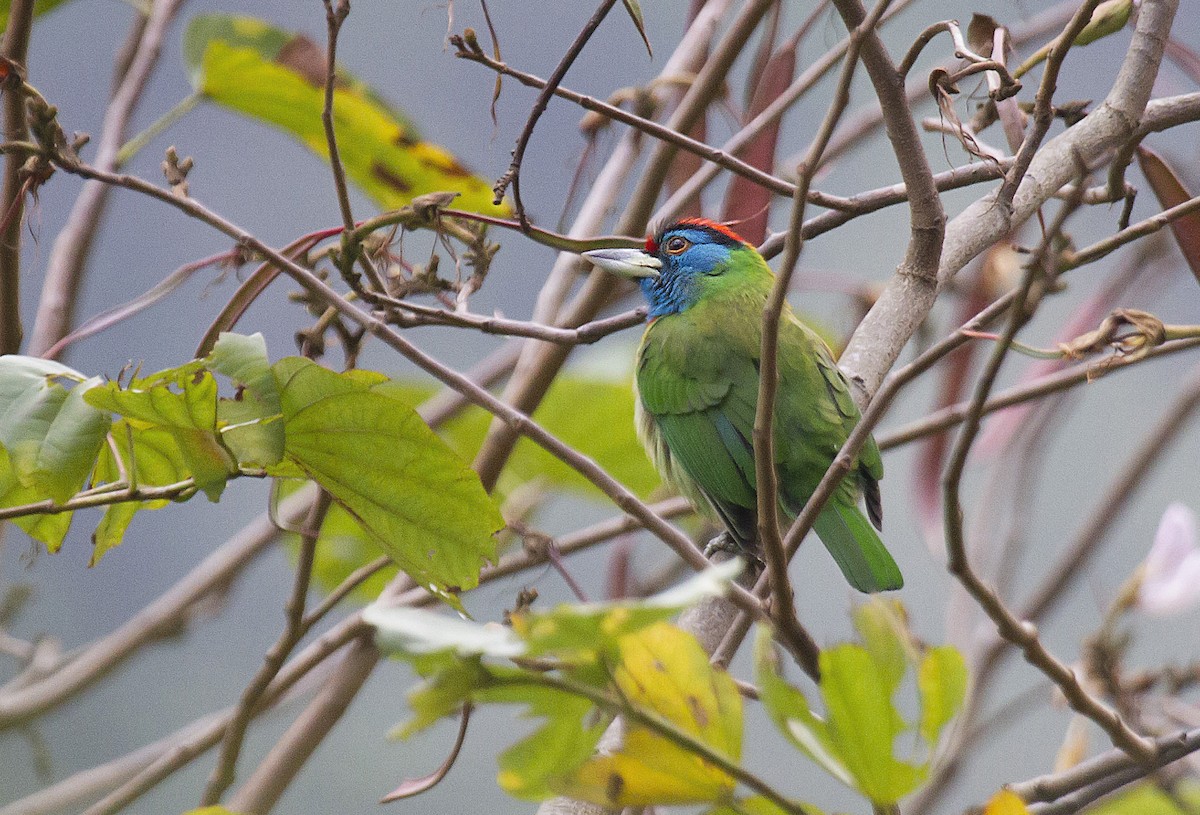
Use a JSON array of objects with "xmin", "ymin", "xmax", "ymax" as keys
[
  {"xmin": 917, "ymin": 645, "xmax": 968, "ymax": 746},
  {"xmin": 754, "ymin": 627, "xmax": 854, "ymax": 788},
  {"xmin": 495, "ymin": 691, "xmax": 605, "ymax": 800},
  {"xmin": 210, "ymin": 332, "xmax": 285, "ymax": 467},
  {"xmin": 90, "ymin": 421, "xmax": 195, "ymax": 565},
  {"xmin": 0, "ymin": 0, "xmax": 73, "ymax": 30},
  {"xmin": 554, "ymin": 622, "xmax": 742, "ymax": 807},
  {"xmin": 84, "ymin": 366, "xmax": 236, "ymax": 501},
  {"xmin": 506, "ymin": 376, "xmax": 661, "ymax": 499},
  {"xmin": 620, "ymin": 0, "xmax": 652, "ymax": 56},
  {"xmin": 1085, "ymin": 782, "xmax": 1200, "ymax": 815},
  {"xmin": 820, "ymin": 644, "xmax": 924, "ymax": 805},
  {"xmin": 0, "ymin": 357, "xmax": 110, "ymax": 504},
  {"xmin": 272, "ymin": 357, "xmax": 501, "ymax": 591},
  {"xmin": 182, "ymin": 13, "xmax": 506, "ymax": 214},
  {"xmin": 852, "ymin": 598, "xmax": 913, "ymax": 694},
  {"xmin": 511, "ymin": 560, "xmax": 742, "ymax": 661}
]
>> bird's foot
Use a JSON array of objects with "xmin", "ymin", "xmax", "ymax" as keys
[{"xmin": 703, "ymin": 531, "xmax": 742, "ymax": 558}]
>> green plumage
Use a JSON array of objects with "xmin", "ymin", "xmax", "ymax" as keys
[{"xmin": 631, "ymin": 234, "xmax": 902, "ymax": 593}]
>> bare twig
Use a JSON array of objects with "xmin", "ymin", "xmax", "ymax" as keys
[
  {"xmin": 492, "ymin": 0, "xmax": 620, "ymax": 228},
  {"xmin": 659, "ymin": 0, "xmax": 917, "ymax": 223},
  {"xmin": 996, "ymin": 0, "xmax": 1104, "ymax": 208},
  {"xmin": 754, "ymin": 0, "xmax": 879, "ymax": 683},
  {"xmin": 940, "ymin": 194, "xmax": 1155, "ymax": 762},
  {"xmin": 319, "ymin": 0, "xmax": 387, "ymax": 295},
  {"xmin": 383, "ymin": 298, "xmax": 647, "ymax": 345},
  {"xmin": 200, "ymin": 491, "xmax": 332, "ymax": 805},
  {"xmin": 228, "ymin": 636, "xmax": 379, "ymax": 815},
  {"xmin": 77, "ymin": 616, "xmax": 367, "ymax": 815},
  {"xmin": 27, "ymin": 0, "xmax": 186, "ymax": 355},
  {"xmin": 453, "ymin": 39, "xmax": 842, "ymax": 211},
  {"xmin": 1015, "ymin": 726, "xmax": 1200, "ymax": 813},
  {"xmin": 0, "ymin": 489, "xmax": 313, "ymax": 729},
  {"xmin": 0, "ymin": 0, "xmax": 34, "ymax": 354},
  {"xmin": 45, "ymin": 250, "xmax": 237, "ymax": 358},
  {"xmin": 877, "ymin": 336, "xmax": 1200, "ymax": 450}
]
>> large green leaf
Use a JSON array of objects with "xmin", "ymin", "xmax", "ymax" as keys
[
  {"xmin": 90, "ymin": 421, "xmax": 194, "ymax": 565},
  {"xmin": 0, "ymin": 357, "xmax": 110, "ymax": 504},
  {"xmin": 182, "ymin": 13, "xmax": 505, "ymax": 214},
  {"xmin": 821, "ymin": 644, "xmax": 925, "ymax": 804},
  {"xmin": 85, "ymin": 365, "xmax": 236, "ymax": 501},
  {"xmin": 754, "ymin": 628, "xmax": 854, "ymax": 789},
  {"xmin": 917, "ymin": 646, "xmax": 968, "ymax": 746},
  {"xmin": 271, "ymin": 357, "xmax": 501, "ymax": 591},
  {"xmin": 507, "ymin": 377, "xmax": 660, "ymax": 499}
]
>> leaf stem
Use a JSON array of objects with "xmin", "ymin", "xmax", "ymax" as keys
[{"xmin": 114, "ymin": 90, "xmax": 201, "ymax": 165}]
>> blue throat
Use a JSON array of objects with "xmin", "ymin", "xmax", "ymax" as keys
[
  {"xmin": 640, "ymin": 273, "xmax": 698, "ymax": 319},
  {"xmin": 639, "ymin": 238, "xmax": 733, "ymax": 319}
]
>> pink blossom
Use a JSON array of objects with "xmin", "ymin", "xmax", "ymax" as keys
[{"xmin": 1137, "ymin": 503, "xmax": 1200, "ymax": 616}]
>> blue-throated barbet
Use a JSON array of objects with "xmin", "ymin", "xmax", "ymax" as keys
[{"xmin": 584, "ymin": 218, "xmax": 902, "ymax": 593}]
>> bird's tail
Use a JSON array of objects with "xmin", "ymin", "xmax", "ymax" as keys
[{"xmin": 813, "ymin": 501, "xmax": 903, "ymax": 593}]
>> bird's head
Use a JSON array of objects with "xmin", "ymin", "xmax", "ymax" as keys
[{"xmin": 583, "ymin": 219, "xmax": 763, "ymax": 319}]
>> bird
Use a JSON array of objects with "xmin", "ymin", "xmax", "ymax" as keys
[{"xmin": 583, "ymin": 218, "xmax": 902, "ymax": 593}]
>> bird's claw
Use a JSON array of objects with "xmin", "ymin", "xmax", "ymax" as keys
[{"xmin": 703, "ymin": 531, "xmax": 741, "ymax": 558}]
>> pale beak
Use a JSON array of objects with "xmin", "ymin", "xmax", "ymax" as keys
[{"xmin": 582, "ymin": 247, "xmax": 661, "ymax": 279}]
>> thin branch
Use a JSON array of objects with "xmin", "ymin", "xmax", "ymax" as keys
[
  {"xmin": 0, "ymin": 0, "xmax": 34, "ymax": 354},
  {"xmin": 0, "ymin": 488, "xmax": 313, "ymax": 729},
  {"xmin": 940, "ymin": 195, "xmax": 1155, "ymax": 762},
  {"xmin": 27, "ymin": 0, "xmax": 187, "ymax": 356},
  {"xmin": 200, "ymin": 490, "xmax": 332, "ymax": 805},
  {"xmin": 77, "ymin": 615, "xmax": 367, "ymax": 815},
  {"xmin": 44, "ymin": 250, "xmax": 236, "ymax": 359},
  {"xmin": 319, "ymin": 0, "xmax": 386, "ymax": 294},
  {"xmin": 492, "ymin": 0, "xmax": 620, "ymax": 228},
  {"xmin": 996, "ymin": 0, "xmax": 1104, "ymax": 208},
  {"xmin": 877, "ymin": 336, "xmax": 1200, "ymax": 450},
  {"xmin": 754, "ymin": 0, "xmax": 877, "ymax": 683},
  {"xmin": 1015, "ymin": 726, "xmax": 1200, "ymax": 812},
  {"xmin": 1064, "ymin": 192, "xmax": 1200, "ymax": 270},
  {"xmin": 227, "ymin": 636, "xmax": 379, "ymax": 815},
  {"xmin": 383, "ymin": 298, "xmax": 647, "ymax": 345},
  {"xmin": 658, "ymin": 0, "xmax": 918, "ymax": 223},
  {"xmin": 453, "ymin": 38, "xmax": 844, "ymax": 211}
]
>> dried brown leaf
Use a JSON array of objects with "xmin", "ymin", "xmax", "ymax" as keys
[{"xmin": 1136, "ymin": 145, "xmax": 1200, "ymax": 286}]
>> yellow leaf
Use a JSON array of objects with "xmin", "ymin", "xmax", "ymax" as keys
[
  {"xmin": 553, "ymin": 622, "xmax": 743, "ymax": 807},
  {"xmin": 984, "ymin": 789, "xmax": 1031, "ymax": 815}
]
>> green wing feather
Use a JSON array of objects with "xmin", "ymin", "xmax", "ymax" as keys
[{"xmin": 635, "ymin": 301, "xmax": 902, "ymax": 592}]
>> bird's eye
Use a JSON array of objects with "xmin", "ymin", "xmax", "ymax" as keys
[{"xmin": 665, "ymin": 236, "xmax": 689, "ymax": 254}]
